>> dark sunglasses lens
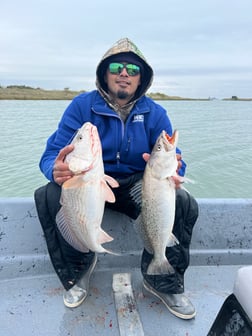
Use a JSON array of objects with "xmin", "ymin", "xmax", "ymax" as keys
[
  {"xmin": 109, "ymin": 63, "xmax": 123, "ymax": 74},
  {"xmin": 109, "ymin": 63, "xmax": 140, "ymax": 76},
  {"xmin": 126, "ymin": 64, "xmax": 140, "ymax": 76}
]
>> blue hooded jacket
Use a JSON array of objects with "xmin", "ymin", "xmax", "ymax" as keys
[{"xmin": 39, "ymin": 38, "xmax": 186, "ymax": 181}]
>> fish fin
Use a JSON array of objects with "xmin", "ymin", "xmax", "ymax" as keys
[
  {"xmin": 172, "ymin": 175, "xmax": 195, "ymax": 184},
  {"xmin": 97, "ymin": 230, "xmax": 121, "ymax": 256},
  {"xmin": 104, "ymin": 175, "xmax": 119, "ymax": 188},
  {"xmin": 63, "ymin": 175, "xmax": 85, "ymax": 189},
  {"xmin": 102, "ymin": 248, "xmax": 122, "ymax": 256},
  {"xmin": 167, "ymin": 233, "xmax": 179, "ymax": 247},
  {"xmin": 98, "ymin": 228, "xmax": 114, "ymax": 244},
  {"xmin": 147, "ymin": 257, "xmax": 175, "ymax": 275},
  {"xmin": 183, "ymin": 176, "xmax": 195, "ymax": 184},
  {"xmin": 129, "ymin": 179, "xmax": 142, "ymax": 206},
  {"xmin": 55, "ymin": 208, "xmax": 89, "ymax": 253},
  {"xmin": 101, "ymin": 180, "xmax": 117, "ymax": 203}
]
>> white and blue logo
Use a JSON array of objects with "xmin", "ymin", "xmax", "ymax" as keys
[{"xmin": 133, "ymin": 114, "xmax": 144, "ymax": 123}]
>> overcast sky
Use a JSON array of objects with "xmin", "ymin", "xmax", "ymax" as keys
[{"xmin": 1, "ymin": 0, "xmax": 251, "ymax": 98}]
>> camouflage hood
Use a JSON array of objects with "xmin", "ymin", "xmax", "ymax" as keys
[{"xmin": 96, "ymin": 38, "xmax": 153, "ymax": 103}]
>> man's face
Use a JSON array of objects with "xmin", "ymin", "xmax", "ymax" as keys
[{"xmin": 104, "ymin": 62, "xmax": 141, "ymax": 106}]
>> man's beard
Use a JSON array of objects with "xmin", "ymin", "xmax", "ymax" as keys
[{"xmin": 116, "ymin": 90, "xmax": 129, "ymax": 100}]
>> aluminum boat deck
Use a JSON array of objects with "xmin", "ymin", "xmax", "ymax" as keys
[{"xmin": 0, "ymin": 198, "xmax": 251, "ymax": 336}]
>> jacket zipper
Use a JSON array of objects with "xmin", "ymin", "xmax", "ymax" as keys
[
  {"xmin": 116, "ymin": 152, "xmax": 120, "ymax": 167},
  {"xmin": 115, "ymin": 117, "xmax": 125, "ymax": 167},
  {"xmin": 126, "ymin": 138, "xmax": 131, "ymax": 151}
]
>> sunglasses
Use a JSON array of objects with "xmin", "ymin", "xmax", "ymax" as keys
[{"xmin": 108, "ymin": 62, "xmax": 141, "ymax": 76}]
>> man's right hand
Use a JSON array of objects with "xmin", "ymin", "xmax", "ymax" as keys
[{"xmin": 53, "ymin": 144, "xmax": 74, "ymax": 185}]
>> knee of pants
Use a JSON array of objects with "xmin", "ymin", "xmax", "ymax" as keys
[
  {"xmin": 34, "ymin": 182, "xmax": 62, "ymax": 220},
  {"xmin": 174, "ymin": 189, "xmax": 199, "ymax": 245},
  {"xmin": 46, "ymin": 182, "xmax": 62, "ymax": 219},
  {"xmin": 175, "ymin": 189, "xmax": 199, "ymax": 222}
]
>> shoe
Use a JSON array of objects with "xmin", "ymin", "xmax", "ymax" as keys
[
  {"xmin": 143, "ymin": 280, "xmax": 196, "ymax": 320},
  {"xmin": 63, "ymin": 254, "xmax": 97, "ymax": 308}
]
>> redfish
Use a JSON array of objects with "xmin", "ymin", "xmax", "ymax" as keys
[{"xmin": 56, "ymin": 122, "xmax": 119, "ymax": 253}]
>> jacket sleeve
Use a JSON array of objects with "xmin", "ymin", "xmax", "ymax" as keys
[
  {"xmin": 39, "ymin": 98, "xmax": 84, "ymax": 181},
  {"xmin": 39, "ymin": 131, "xmax": 64, "ymax": 182},
  {"xmin": 176, "ymin": 148, "xmax": 187, "ymax": 177}
]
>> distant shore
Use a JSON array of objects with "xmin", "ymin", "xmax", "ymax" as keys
[{"xmin": 0, "ymin": 85, "xmax": 251, "ymax": 101}]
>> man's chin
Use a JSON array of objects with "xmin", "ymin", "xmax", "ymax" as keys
[{"xmin": 117, "ymin": 90, "xmax": 129, "ymax": 100}]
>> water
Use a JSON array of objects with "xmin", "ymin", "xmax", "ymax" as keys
[{"xmin": 0, "ymin": 99, "xmax": 252, "ymax": 198}]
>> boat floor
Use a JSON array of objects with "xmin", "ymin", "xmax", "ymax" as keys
[{"xmin": 0, "ymin": 264, "xmax": 242, "ymax": 336}]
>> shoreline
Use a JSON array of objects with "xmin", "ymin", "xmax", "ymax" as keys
[{"xmin": 0, "ymin": 86, "xmax": 251, "ymax": 101}]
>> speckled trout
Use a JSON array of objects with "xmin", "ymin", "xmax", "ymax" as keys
[
  {"xmin": 56, "ymin": 122, "xmax": 119, "ymax": 253},
  {"xmin": 141, "ymin": 130, "xmax": 179, "ymax": 275}
]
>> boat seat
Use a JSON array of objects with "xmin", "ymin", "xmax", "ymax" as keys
[
  {"xmin": 207, "ymin": 266, "xmax": 252, "ymax": 335},
  {"xmin": 233, "ymin": 265, "xmax": 252, "ymax": 322}
]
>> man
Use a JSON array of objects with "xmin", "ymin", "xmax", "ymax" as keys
[{"xmin": 34, "ymin": 37, "xmax": 198, "ymax": 319}]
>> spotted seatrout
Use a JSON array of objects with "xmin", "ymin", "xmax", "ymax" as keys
[
  {"xmin": 140, "ymin": 130, "xmax": 180, "ymax": 275},
  {"xmin": 56, "ymin": 122, "xmax": 119, "ymax": 253}
]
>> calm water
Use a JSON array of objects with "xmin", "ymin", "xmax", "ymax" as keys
[{"xmin": 0, "ymin": 99, "xmax": 252, "ymax": 198}]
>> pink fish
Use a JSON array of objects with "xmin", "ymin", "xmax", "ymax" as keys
[{"xmin": 56, "ymin": 122, "xmax": 119, "ymax": 253}]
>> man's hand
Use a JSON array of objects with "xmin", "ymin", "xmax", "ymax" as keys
[
  {"xmin": 176, "ymin": 153, "xmax": 182, "ymax": 172},
  {"xmin": 142, "ymin": 153, "xmax": 182, "ymax": 170},
  {"xmin": 142, "ymin": 153, "xmax": 150, "ymax": 162},
  {"xmin": 53, "ymin": 144, "xmax": 74, "ymax": 185},
  {"xmin": 142, "ymin": 152, "xmax": 183, "ymax": 189}
]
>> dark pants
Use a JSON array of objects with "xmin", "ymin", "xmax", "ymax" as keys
[{"xmin": 34, "ymin": 174, "xmax": 198, "ymax": 292}]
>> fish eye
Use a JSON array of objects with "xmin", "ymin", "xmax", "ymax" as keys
[
  {"xmin": 157, "ymin": 144, "xmax": 162, "ymax": 151},
  {"xmin": 77, "ymin": 134, "xmax": 83, "ymax": 140}
]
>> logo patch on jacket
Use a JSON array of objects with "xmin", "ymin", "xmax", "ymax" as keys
[{"xmin": 133, "ymin": 115, "xmax": 144, "ymax": 123}]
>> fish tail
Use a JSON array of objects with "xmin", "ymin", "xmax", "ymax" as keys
[
  {"xmin": 147, "ymin": 257, "xmax": 175, "ymax": 275},
  {"xmin": 166, "ymin": 233, "xmax": 179, "ymax": 247}
]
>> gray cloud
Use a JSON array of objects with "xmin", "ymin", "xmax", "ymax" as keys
[{"xmin": 1, "ymin": 0, "xmax": 252, "ymax": 98}]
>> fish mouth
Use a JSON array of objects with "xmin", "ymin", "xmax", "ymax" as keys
[
  {"xmin": 164, "ymin": 130, "xmax": 177, "ymax": 145},
  {"xmin": 66, "ymin": 123, "xmax": 100, "ymax": 174}
]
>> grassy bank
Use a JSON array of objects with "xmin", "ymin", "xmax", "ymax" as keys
[
  {"xmin": 0, "ymin": 85, "xmax": 251, "ymax": 101},
  {"xmin": 0, "ymin": 85, "xmax": 206, "ymax": 101},
  {"xmin": 0, "ymin": 86, "xmax": 85, "ymax": 100}
]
